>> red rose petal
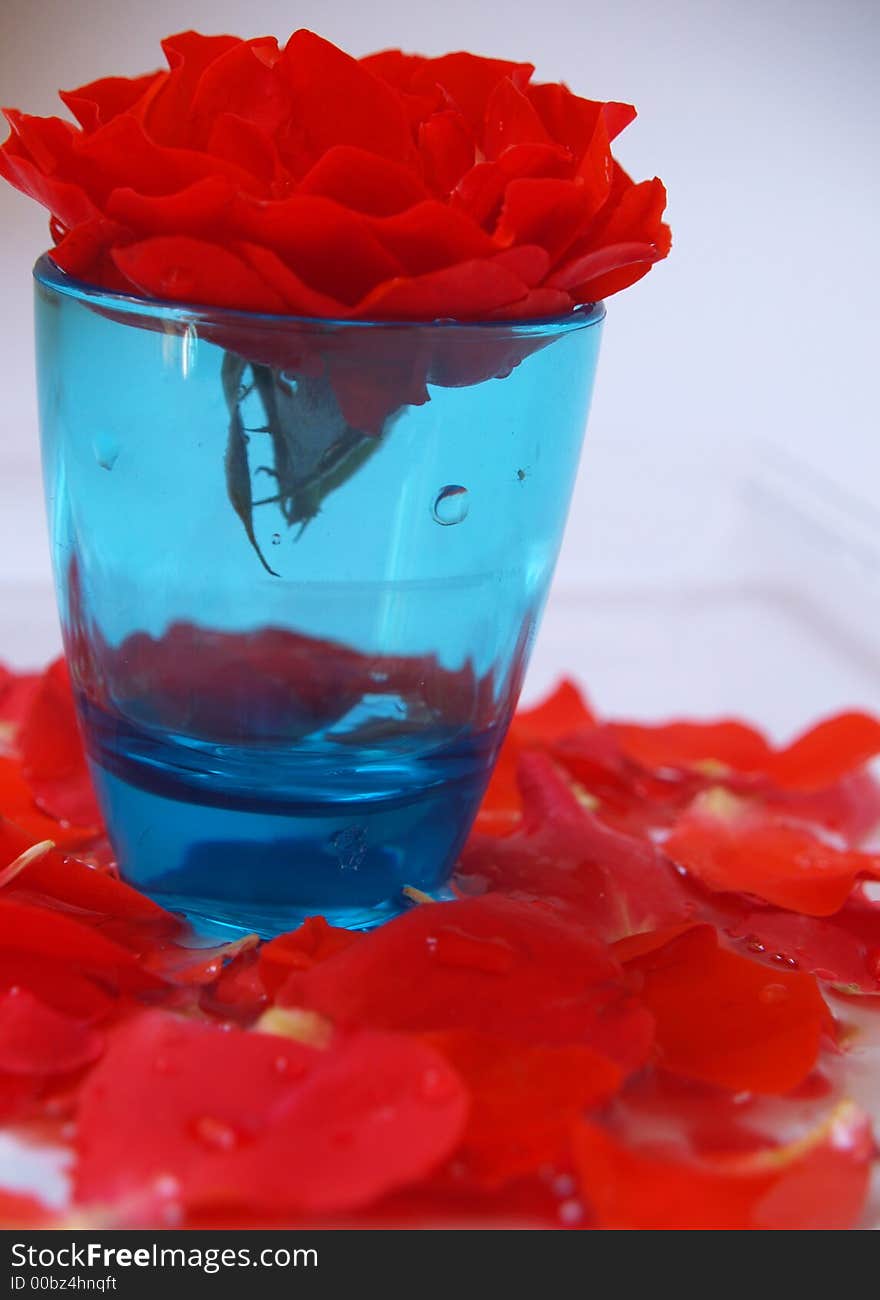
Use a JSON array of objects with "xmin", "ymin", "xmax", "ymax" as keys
[
  {"xmin": 0, "ymin": 667, "xmax": 40, "ymax": 731},
  {"xmin": 259, "ymin": 916, "xmax": 361, "ymax": 997},
  {"xmin": 554, "ymin": 743, "xmax": 697, "ymax": 836},
  {"xmin": 574, "ymin": 117, "xmax": 615, "ymax": 216},
  {"xmin": 515, "ymin": 679, "xmax": 595, "ymax": 743},
  {"xmin": 484, "ymin": 78, "xmax": 552, "ymax": 159},
  {"xmin": 0, "ymin": 1188, "xmax": 55, "ymax": 1227},
  {"xmin": 17, "ymin": 658, "xmax": 101, "ymax": 829},
  {"xmin": 206, "ymin": 114, "xmax": 277, "ymax": 186},
  {"xmin": 298, "ymin": 144, "xmax": 429, "ymax": 216},
  {"xmin": 231, "ymin": 193, "xmax": 403, "ymax": 305},
  {"xmin": 495, "ymin": 176, "xmax": 594, "ymax": 262},
  {"xmin": 410, "ymin": 53, "xmax": 534, "ymax": 136},
  {"xmin": 105, "ymin": 176, "xmax": 234, "ymax": 238},
  {"xmin": 573, "ymin": 1102, "xmax": 873, "ymax": 1230},
  {"xmin": 463, "ymin": 752, "xmax": 696, "ymax": 939},
  {"xmin": 0, "ymin": 112, "xmax": 100, "ymax": 229},
  {"xmin": 354, "ymin": 258, "xmax": 531, "ymax": 321},
  {"xmin": 454, "ymin": 143, "xmax": 573, "ymax": 229},
  {"xmin": 0, "ymin": 952, "xmax": 115, "ymax": 1023},
  {"xmin": 725, "ymin": 903, "xmax": 880, "ymax": 992},
  {"xmin": 0, "ymin": 823, "xmax": 174, "ymax": 929},
  {"xmin": 0, "ymin": 897, "xmax": 158, "ymax": 991},
  {"xmin": 59, "ymin": 72, "xmax": 164, "ymax": 134},
  {"xmin": 371, "ymin": 200, "xmax": 496, "ymax": 274},
  {"xmin": 424, "ymin": 1029, "xmax": 624, "ymax": 1187},
  {"xmin": 0, "ymin": 758, "xmax": 91, "ymax": 847},
  {"xmin": 235, "ymin": 243, "xmax": 347, "ymax": 318},
  {"xmin": 187, "ymin": 39, "xmax": 288, "ymax": 147},
  {"xmin": 359, "ymin": 50, "xmax": 430, "ymax": 93},
  {"xmin": 489, "ymin": 287, "xmax": 574, "ymax": 318},
  {"xmin": 766, "ymin": 770, "xmax": 880, "ymax": 847},
  {"xmin": 768, "ymin": 713, "xmax": 880, "ymax": 792},
  {"xmin": 146, "ymin": 31, "xmax": 243, "ymax": 147},
  {"xmin": 568, "ymin": 260, "xmax": 656, "ymax": 302},
  {"xmin": 279, "ymin": 894, "xmax": 654, "ymax": 1069},
  {"xmin": 610, "ymin": 717, "xmax": 773, "ymax": 774},
  {"xmin": 418, "ymin": 110, "xmax": 475, "ymax": 196},
  {"xmin": 590, "ymin": 172, "xmax": 671, "ymax": 248},
  {"xmin": 48, "ymin": 217, "xmax": 126, "ymax": 284},
  {"xmin": 665, "ymin": 789, "xmax": 880, "ymax": 916},
  {"xmin": 549, "ymin": 240, "xmax": 666, "ymax": 295},
  {"xmin": 199, "ymin": 952, "xmax": 268, "ymax": 1024},
  {"xmin": 279, "ymin": 30, "xmax": 415, "ymax": 168},
  {"xmin": 76, "ymin": 113, "xmax": 264, "ymax": 199},
  {"xmin": 620, "ymin": 925, "xmax": 831, "ymax": 1094},
  {"xmin": 74, "ymin": 1010, "xmax": 467, "ymax": 1215},
  {"xmin": 0, "ymin": 151, "xmax": 98, "ymax": 232},
  {"xmin": 113, "ymin": 235, "xmax": 288, "ymax": 312},
  {"xmin": 490, "ymin": 243, "xmax": 551, "ymax": 287},
  {"xmin": 1, "ymin": 111, "xmax": 79, "ymax": 175},
  {"xmin": 559, "ymin": 175, "xmax": 671, "ymax": 302},
  {"xmin": 0, "ymin": 986, "xmax": 103, "ymax": 1076},
  {"xmin": 527, "ymin": 82, "xmax": 636, "ymax": 153}
]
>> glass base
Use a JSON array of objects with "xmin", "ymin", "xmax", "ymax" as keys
[
  {"xmin": 82, "ymin": 700, "xmax": 489, "ymax": 938},
  {"xmin": 149, "ymin": 890, "xmax": 427, "ymax": 939}
]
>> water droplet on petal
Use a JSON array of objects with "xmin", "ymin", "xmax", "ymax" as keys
[
  {"xmin": 558, "ymin": 1198, "xmax": 584, "ymax": 1225},
  {"xmin": 428, "ymin": 928, "xmax": 516, "ymax": 974},
  {"xmin": 432, "ymin": 484, "xmax": 469, "ymax": 526},
  {"xmin": 93, "ymin": 432, "xmax": 120, "ymax": 471},
  {"xmin": 191, "ymin": 1115, "xmax": 239, "ymax": 1152},
  {"xmin": 153, "ymin": 1174, "xmax": 181, "ymax": 1200},
  {"xmin": 759, "ymin": 982, "xmax": 790, "ymax": 1005}
]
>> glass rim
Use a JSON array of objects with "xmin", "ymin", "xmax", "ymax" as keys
[{"xmin": 33, "ymin": 252, "xmax": 605, "ymax": 338}]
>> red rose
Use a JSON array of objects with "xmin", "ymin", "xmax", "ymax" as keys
[
  {"xmin": 1, "ymin": 29, "xmax": 670, "ymax": 321},
  {"xmin": 4, "ymin": 31, "xmax": 671, "ymax": 565}
]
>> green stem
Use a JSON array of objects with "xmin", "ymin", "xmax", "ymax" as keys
[{"xmin": 221, "ymin": 351, "xmax": 392, "ymax": 573}]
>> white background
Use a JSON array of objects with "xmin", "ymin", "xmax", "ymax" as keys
[{"xmin": 1, "ymin": 0, "xmax": 878, "ymax": 730}]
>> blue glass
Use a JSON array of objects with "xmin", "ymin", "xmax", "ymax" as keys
[{"xmin": 33, "ymin": 255, "xmax": 603, "ymax": 935}]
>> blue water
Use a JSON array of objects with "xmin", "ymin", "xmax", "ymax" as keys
[{"xmin": 81, "ymin": 695, "xmax": 494, "ymax": 934}]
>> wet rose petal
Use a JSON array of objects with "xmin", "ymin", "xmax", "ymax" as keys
[
  {"xmin": 619, "ymin": 925, "xmax": 831, "ymax": 1094},
  {"xmin": 0, "ymin": 986, "xmax": 103, "ymax": 1076},
  {"xmin": 279, "ymin": 894, "xmax": 654, "ymax": 1069},
  {"xmin": 423, "ymin": 1029, "xmax": 624, "ymax": 1187},
  {"xmin": 665, "ymin": 788, "xmax": 880, "ymax": 916},
  {"xmin": 75, "ymin": 1009, "xmax": 467, "ymax": 1215},
  {"xmin": 0, "ymin": 658, "xmax": 874, "ymax": 1229},
  {"xmin": 573, "ymin": 1101, "xmax": 873, "ymax": 1230},
  {"xmin": 17, "ymin": 658, "xmax": 101, "ymax": 830}
]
